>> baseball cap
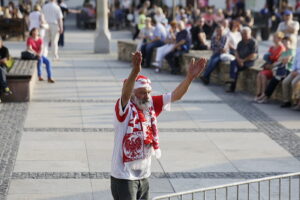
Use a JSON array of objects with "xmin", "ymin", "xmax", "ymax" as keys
[{"xmin": 283, "ymin": 10, "xmax": 292, "ymax": 15}]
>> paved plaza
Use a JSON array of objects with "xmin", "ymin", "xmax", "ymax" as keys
[{"xmin": 0, "ymin": 24, "xmax": 300, "ymax": 199}]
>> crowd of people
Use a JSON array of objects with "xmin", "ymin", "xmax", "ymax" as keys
[{"xmin": 126, "ymin": 1, "xmax": 300, "ymax": 111}]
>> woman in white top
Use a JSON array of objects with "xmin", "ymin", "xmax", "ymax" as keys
[
  {"xmin": 28, "ymin": 4, "xmax": 48, "ymax": 39},
  {"xmin": 220, "ymin": 19, "xmax": 241, "ymax": 62},
  {"xmin": 152, "ymin": 20, "xmax": 178, "ymax": 72}
]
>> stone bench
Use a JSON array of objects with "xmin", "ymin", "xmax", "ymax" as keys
[
  {"xmin": 1, "ymin": 59, "xmax": 37, "ymax": 102},
  {"xmin": 0, "ymin": 18, "xmax": 26, "ymax": 41},
  {"xmin": 117, "ymin": 40, "xmax": 283, "ymax": 101}
]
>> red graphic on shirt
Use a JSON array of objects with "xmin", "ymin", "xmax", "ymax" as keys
[{"xmin": 123, "ymin": 131, "xmax": 144, "ymax": 162}]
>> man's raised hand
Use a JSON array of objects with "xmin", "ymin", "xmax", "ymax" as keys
[
  {"xmin": 131, "ymin": 51, "xmax": 142, "ymax": 74},
  {"xmin": 187, "ymin": 58, "xmax": 207, "ymax": 80}
]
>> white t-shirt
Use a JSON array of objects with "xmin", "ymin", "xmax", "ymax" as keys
[
  {"xmin": 111, "ymin": 93, "xmax": 171, "ymax": 180},
  {"xmin": 29, "ymin": 11, "xmax": 41, "ymax": 31},
  {"xmin": 226, "ymin": 31, "xmax": 242, "ymax": 50},
  {"xmin": 277, "ymin": 20, "xmax": 300, "ymax": 49},
  {"xmin": 42, "ymin": 2, "xmax": 63, "ymax": 24}
]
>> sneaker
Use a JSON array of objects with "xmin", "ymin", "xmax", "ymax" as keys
[
  {"xmin": 154, "ymin": 68, "xmax": 161, "ymax": 73},
  {"xmin": 152, "ymin": 62, "xmax": 159, "ymax": 67},
  {"xmin": 280, "ymin": 102, "xmax": 291, "ymax": 108},
  {"xmin": 292, "ymin": 104, "xmax": 300, "ymax": 111},
  {"xmin": 254, "ymin": 94, "xmax": 265, "ymax": 102},
  {"xmin": 200, "ymin": 76, "xmax": 209, "ymax": 85},
  {"xmin": 48, "ymin": 78, "xmax": 55, "ymax": 83},
  {"xmin": 4, "ymin": 87, "xmax": 12, "ymax": 96},
  {"xmin": 257, "ymin": 96, "xmax": 268, "ymax": 104}
]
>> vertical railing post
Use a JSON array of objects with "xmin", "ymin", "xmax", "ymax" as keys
[
  {"xmin": 258, "ymin": 182, "xmax": 261, "ymax": 200},
  {"xmin": 289, "ymin": 176, "xmax": 291, "ymax": 200},
  {"xmin": 226, "ymin": 187, "xmax": 228, "ymax": 200},
  {"xmin": 248, "ymin": 183, "xmax": 250, "ymax": 200},
  {"xmin": 237, "ymin": 185, "xmax": 239, "ymax": 200},
  {"xmin": 269, "ymin": 180, "xmax": 271, "ymax": 200},
  {"xmin": 215, "ymin": 189, "xmax": 217, "ymax": 200},
  {"xmin": 279, "ymin": 178, "xmax": 281, "ymax": 200}
]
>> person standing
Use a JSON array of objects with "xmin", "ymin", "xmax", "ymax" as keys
[
  {"xmin": 57, "ymin": 0, "xmax": 81, "ymax": 47},
  {"xmin": 277, "ymin": 10, "xmax": 300, "ymax": 50},
  {"xmin": 28, "ymin": 4, "xmax": 48, "ymax": 39},
  {"xmin": 111, "ymin": 51, "xmax": 207, "ymax": 200},
  {"xmin": 42, "ymin": 0, "xmax": 63, "ymax": 60}
]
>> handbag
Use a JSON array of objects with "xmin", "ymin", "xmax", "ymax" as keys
[
  {"xmin": 40, "ymin": 23, "xmax": 49, "ymax": 29},
  {"xmin": 21, "ymin": 51, "xmax": 38, "ymax": 60}
]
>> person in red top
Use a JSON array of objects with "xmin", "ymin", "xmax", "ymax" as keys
[
  {"xmin": 27, "ymin": 28, "xmax": 55, "ymax": 83},
  {"xmin": 110, "ymin": 51, "xmax": 207, "ymax": 200},
  {"xmin": 255, "ymin": 32, "xmax": 285, "ymax": 101}
]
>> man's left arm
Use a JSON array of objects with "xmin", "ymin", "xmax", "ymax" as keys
[{"xmin": 171, "ymin": 58, "xmax": 207, "ymax": 102}]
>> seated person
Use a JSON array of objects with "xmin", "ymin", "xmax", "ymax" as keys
[
  {"xmin": 190, "ymin": 17, "xmax": 208, "ymax": 50},
  {"xmin": 200, "ymin": 25, "xmax": 227, "ymax": 85},
  {"xmin": 281, "ymin": 48, "xmax": 300, "ymax": 108},
  {"xmin": 258, "ymin": 36, "xmax": 295, "ymax": 103},
  {"xmin": 0, "ymin": 36, "xmax": 12, "ymax": 98},
  {"xmin": 27, "ymin": 28, "xmax": 55, "ymax": 83},
  {"xmin": 226, "ymin": 20, "xmax": 242, "ymax": 56},
  {"xmin": 292, "ymin": 80, "xmax": 300, "ymax": 110},
  {"xmin": 140, "ymin": 18, "xmax": 167, "ymax": 68},
  {"xmin": 255, "ymin": 32, "xmax": 285, "ymax": 101},
  {"xmin": 152, "ymin": 20, "xmax": 177, "ymax": 72},
  {"xmin": 137, "ymin": 17, "xmax": 155, "ymax": 49},
  {"xmin": 165, "ymin": 20, "xmax": 191, "ymax": 74},
  {"xmin": 226, "ymin": 27, "xmax": 258, "ymax": 93}
]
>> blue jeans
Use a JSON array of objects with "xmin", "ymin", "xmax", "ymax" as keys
[
  {"xmin": 0, "ymin": 66, "xmax": 7, "ymax": 92},
  {"xmin": 229, "ymin": 60, "xmax": 254, "ymax": 90},
  {"xmin": 37, "ymin": 56, "xmax": 52, "ymax": 78},
  {"xmin": 141, "ymin": 40, "xmax": 165, "ymax": 67},
  {"xmin": 165, "ymin": 50, "xmax": 185, "ymax": 73},
  {"xmin": 203, "ymin": 53, "xmax": 221, "ymax": 80}
]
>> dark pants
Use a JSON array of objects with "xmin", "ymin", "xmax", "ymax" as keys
[
  {"xmin": 203, "ymin": 53, "xmax": 221, "ymax": 80},
  {"xmin": 265, "ymin": 77, "xmax": 280, "ymax": 97},
  {"xmin": 111, "ymin": 176, "xmax": 149, "ymax": 200},
  {"xmin": 132, "ymin": 25, "xmax": 140, "ymax": 40},
  {"xmin": 165, "ymin": 50, "xmax": 185, "ymax": 74},
  {"xmin": 58, "ymin": 22, "xmax": 65, "ymax": 47},
  {"xmin": 265, "ymin": 70, "xmax": 290, "ymax": 97},
  {"xmin": 0, "ymin": 66, "xmax": 7, "ymax": 93},
  {"xmin": 229, "ymin": 60, "xmax": 254, "ymax": 91},
  {"xmin": 141, "ymin": 40, "xmax": 164, "ymax": 68}
]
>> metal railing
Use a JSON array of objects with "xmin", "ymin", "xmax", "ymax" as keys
[{"xmin": 153, "ymin": 172, "xmax": 300, "ymax": 200}]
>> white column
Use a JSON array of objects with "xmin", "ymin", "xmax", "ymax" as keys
[{"xmin": 94, "ymin": 0, "xmax": 111, "ymax": 53}]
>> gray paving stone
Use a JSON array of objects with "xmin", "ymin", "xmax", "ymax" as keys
[{"xmin": 0, "ymin": 104, "xmax": 28, "ymax": 199}]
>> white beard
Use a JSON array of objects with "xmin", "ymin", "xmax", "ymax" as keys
[{"xmin": 132, "ymin": 95, "xmax": 151, "ymax": 111}]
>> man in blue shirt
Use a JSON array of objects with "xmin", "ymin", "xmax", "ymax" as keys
[
  {"xmin": 165, "ymin": 20, "xmax": 191, "ymax": 74},
  {"xmin": 140, "ymin": 18, "xmax": 167, "ymax": 68}
]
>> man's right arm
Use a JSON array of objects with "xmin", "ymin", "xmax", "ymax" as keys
[
  {"xmin": 0, "ymin": 48, "xmax": 9, "ymax": 64},
  {"xmin": 121, "ymin": 51, "xmax": 142, "ymax": 108}
]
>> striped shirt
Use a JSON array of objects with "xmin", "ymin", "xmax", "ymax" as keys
[{"xmin": 42, "ymin": 2, "xmax": 63, "ymax": 24}]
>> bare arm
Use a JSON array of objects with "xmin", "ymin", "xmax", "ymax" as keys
[
  {"xmin": 0, "ymin": 58, "xmax": 7, "ymax": 64},
  {"xmin": 171, "ymin": 58, "xmax": 207, "ymax": 102},
  {"xmin": 121, "ymin": 51, "xmax": 142, "ymax": 107}
]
